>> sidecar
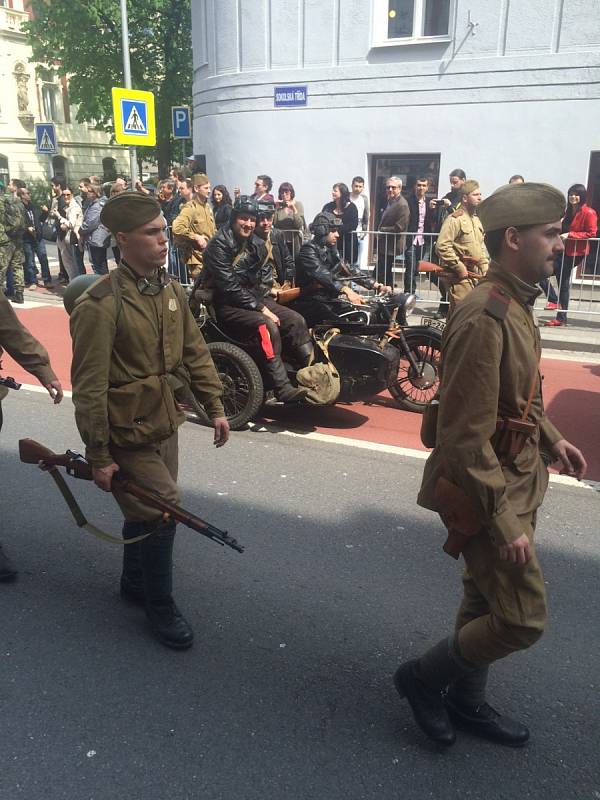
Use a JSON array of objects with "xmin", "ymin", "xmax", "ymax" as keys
[{"xmin": 187, "ymin": 308, "xmax": 399, "ymax": 430}]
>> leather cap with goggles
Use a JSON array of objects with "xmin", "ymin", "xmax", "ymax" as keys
[
  {"xmin": 257, "ymin": 200, "xmax": 275, "ymax": 219},
  {"xmin": 309, "ymin": 212, "xmax": 342, "ymax": 239},
  {"xmin": 232, "ymin": 195, "xmax": 259, "ymax": 219}
]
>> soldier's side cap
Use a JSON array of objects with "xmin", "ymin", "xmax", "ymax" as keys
[
  {"xmin": 191, "ymin": 173, "xmax": 209, "ymax": 186},
  {"xmin": 100, "ymin": 191, "xmax": 161, "ymax": 234},
  {"xmin": 461, "ymin": 179, "xmax": 479, "ymax": 194},
  {"xmin": 479, "ymin": 182, "xmax": 566, "ymax": 233}
]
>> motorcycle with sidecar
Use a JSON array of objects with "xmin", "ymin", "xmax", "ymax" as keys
[{"xmin": 186, "ymin": 291, "xmax": 443, "ymax": 430}]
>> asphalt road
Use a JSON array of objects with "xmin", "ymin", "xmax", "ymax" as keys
[{"xmin": 2, "ymin": 391, "xmax": 599, "ymax": 800}]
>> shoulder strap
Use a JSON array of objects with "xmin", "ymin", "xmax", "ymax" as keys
[{"xmin": 484, "ymin": 285, "xmax": 511, "ymax": 321}]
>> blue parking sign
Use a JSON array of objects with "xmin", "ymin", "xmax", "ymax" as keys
[{"xmin": 172, "ymin": 106, "xmax": 191, "ymax": 139}]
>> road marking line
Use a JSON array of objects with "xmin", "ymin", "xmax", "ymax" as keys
[{"xmin": 14, "ymin": 384, "xmax": 598, "ymax": 492}]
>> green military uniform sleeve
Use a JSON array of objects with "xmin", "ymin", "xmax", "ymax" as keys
[
  {"xmin": 0, "ymin": 292, "xmax": 57, "ymax": 389},
  {"xmin": 437, "ymin": 313, "xmax": 524, "ymax": 546},
  {"xmin": 174, "ymin": 283, "xmax": 225, "ymax": 419},
  {"xmin": 435, "ymin": 215, "xmax": 464, "ymax": 274},
  {"xmin": 539, "ymin": 415, "xmax": 562, "ymax": 451},
  {"xmin": 69, "ymin": 297, "xmax": 116, "ymax": 468}
]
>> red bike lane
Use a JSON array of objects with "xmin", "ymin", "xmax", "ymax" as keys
[{"xmin": 5, "ymin": 304, "xmax": 600, "ymax": 480}]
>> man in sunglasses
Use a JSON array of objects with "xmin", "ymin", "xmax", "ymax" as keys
[
  {"xmin": 377, "ymin": 176, "xmax": 410, "ymax": 287},
  {"xmin": 68, "ymin": 192, "xmax": 228, "ymax": 650}
]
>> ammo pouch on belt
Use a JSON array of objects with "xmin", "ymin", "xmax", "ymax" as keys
[
  {"xmin": 491, "ymin": 416, "xmax": 537, "ymax": 467},
  {"xmin": 108, "ymin": 374, "xmax": 184, "ymax": 448}
]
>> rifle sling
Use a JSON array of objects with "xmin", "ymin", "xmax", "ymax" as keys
[{"xmin": 46, "ymin": 466, "xmax": 152, "ymax": 546}]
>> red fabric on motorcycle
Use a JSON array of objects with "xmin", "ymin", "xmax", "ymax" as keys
[{"xmin": 258, "ymin": 323, "xmax": 275, "ymax": 360}]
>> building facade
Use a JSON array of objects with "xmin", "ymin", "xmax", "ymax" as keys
[
  {"xmin": 0, "ymin": 0, "xmax": 128, "ymax": 187},
  {"xmin": 191, "ymin": 0, "xmax": 600, "ymax": 225}
]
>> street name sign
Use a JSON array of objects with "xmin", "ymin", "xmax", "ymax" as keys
[
  {"xmin": 274, "ymin": 85, "xmax": 308, "ymax": 108},
  {"xmin": 111, "ymin": 87, "xmax": 156, "ymax": 146},
  {"xmin": 35, "ymin": 122, "xmax": 58, "ymax": 154},
  {"xmin": 172, "ymin": 105, "xmax": 191, "ymax": 139}
]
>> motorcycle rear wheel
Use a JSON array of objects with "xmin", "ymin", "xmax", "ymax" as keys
[
  {"xmin": 388, "ymin": 327, "xmax": 442, "ymax": 413},
  {"xmin": 185, "ymin": 341, "xmax": 265, "ymax": 431}
]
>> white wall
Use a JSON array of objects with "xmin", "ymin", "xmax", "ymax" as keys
[{"xmin": 191, "ymin": 0, "xmax": 600, "ymax": 220}]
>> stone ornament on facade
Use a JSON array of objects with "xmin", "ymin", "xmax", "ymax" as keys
[{"xmin": 14, "ymin": 61, "xmax": 34, "ymax": 124}]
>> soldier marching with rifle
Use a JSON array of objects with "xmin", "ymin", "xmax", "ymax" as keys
[
  {"xmin": 394, "ymin": 182, "xmax": 587, "ymax": 748},
  {"xmin": 66, "ymin": 192, "xmax": 229, "ymax": 650}
]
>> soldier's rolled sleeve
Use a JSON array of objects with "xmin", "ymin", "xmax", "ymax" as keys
[
  {"xmin": 438, "ymin": 314, "xmax": 523, "ymax": 546},
  {"xmin": 0, "ymin": 294, "xmax": 57, "ymax": 387},
  {"xmin": 539, "ymin": 415, "xmax": 562, "ymax": 451},
  {"xmin": 69, "ymin": 302, "xmax": 115, "ymax": 468},
  {"xmin": 178, "ymin": 291, "xmax": 224, "ymax": 419}
]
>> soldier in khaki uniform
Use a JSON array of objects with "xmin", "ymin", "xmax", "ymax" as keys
[
  {"xmin": 435, "ymin": 179, "xmax": 489, "ymax": 313},
  {"xmin": 171, "ymin": 173, "xmax": 216, "ymax": 280},
  {"xmin": 394, "ymin": 183, "xmax": 586, "ymax": 747},
  {"xmin": 69, "ymin": 192, "xmax": 228, "ymax": 650},
  {"xmin": 0, "ymin": 291, "xmax": 63, "ymax": 580}
]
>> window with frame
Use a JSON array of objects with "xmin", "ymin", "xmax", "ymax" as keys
[
  {"xmin": 40, "ymin": 69, "xmax": 64, "ymax": 123},
  {"xmin": 374, "ymin": 0, "xmax": 452, "ymax": 44}
]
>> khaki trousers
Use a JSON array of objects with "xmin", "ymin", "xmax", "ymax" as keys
[
  {"xmin": 456, "ymin": 511, "xmax": 547, "ymax": 667},
  {"xmin": 110, "ymin": 432, "xmax": 180, "ymax": 523}
]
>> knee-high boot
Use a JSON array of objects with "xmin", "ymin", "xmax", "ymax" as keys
[
  {"xmin": 264, "ymin": 355, "xmax": 307, "ymax": 403},
  {"xmin": 141, "ymin": 519, "xmax": 194, "ymax": 649},
  {"xmin": 120, "ymin": 521, "xmax": 146, "ymax": 603}
]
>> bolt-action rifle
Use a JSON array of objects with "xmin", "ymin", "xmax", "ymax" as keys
[
  {"xmin": 0, "ymin": 376, "xmax": 22, "ymax": 391},
  {"xmin": 18, "ymin": 438, "xmax": 243, "ymax": 553}
]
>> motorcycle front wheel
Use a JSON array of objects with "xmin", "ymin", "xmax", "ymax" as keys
[{"xmin": 388, "ymin": 327, "xmax": 442, "ymax": 413}]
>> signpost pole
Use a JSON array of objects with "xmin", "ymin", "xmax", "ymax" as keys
[{"xmin": 119, "ymin": 0, "xmax": 137, "ymax": 188}]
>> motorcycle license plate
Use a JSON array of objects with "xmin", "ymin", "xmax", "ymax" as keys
[{"xmin": 420, "ymin": 317, "xmax": 446, "ymax": 331}]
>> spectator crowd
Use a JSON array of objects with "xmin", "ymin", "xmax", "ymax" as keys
[{"xmin": 1, "ymin": 166, "xmax": 596, "ymax": 326}]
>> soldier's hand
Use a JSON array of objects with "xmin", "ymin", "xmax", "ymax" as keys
[
  {"xmin": 262, "ymin": 306, "xmax": 280, "ymax": 326},
  {"xmin": 498, "ymin": 533, "xmax": 532, "ymax": 565},
  {"xmin": 552, "ymin": 438, "xmax": 587, "ymax": 481},
  {"xmin": 92, "ymin": 463, "xmax": 120, "ymax": 492},
  {"xmin": 44, "ymin": 379, "xmax": 63, "ymax": 404},
  {"xmin": 212, "ymin": 416, "xmax": 230, "ymax": 448}
]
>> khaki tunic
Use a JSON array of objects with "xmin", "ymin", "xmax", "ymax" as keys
[
  {"xmin": 436, "ymin": 210, "xmax": 489, "ymax": 308},
  {"xmin": 0, "ymin": 291, "xmax": 56, "ymax": 401},
  {"xmin": 418, "ymin": 263, "xmax": 562, "ymax": 546},
  {"xmin": 171, "ymin": 198, "xmax": 216, "ymax": 277},
  {"xmin": 69, "ymin": 263, "xmax": 224, "ymax": 470}
]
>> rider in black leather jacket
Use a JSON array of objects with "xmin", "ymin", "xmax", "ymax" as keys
[
  {"xmin": 291, "ymin": 212, "xmax": 390, "ymax": 327},
  {"xmin": 201, "ymin": 196, "xmax": 312, "ymax": 403}
]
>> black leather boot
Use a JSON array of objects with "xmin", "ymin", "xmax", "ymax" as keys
[
  {"xmin": 12, "ymin": 291, "xmax": 24, "ymax": 305},
  {"xmin": 394, "ymin": 636, "xmax": 476, "ymax": 746},
  {"xmin": 264, "ymin": 356, "xmax": 307, "ymax": 403},
  {"xmin": 444, "ymin": 697, "xmax": 530, "ymax": 747},
  {"xmin": 120, "ymin": 521, "xmax": 146, "ymax": 604},
  {"xmin": 295, "ymin": 341, "xmax": 314, "ymax": 368},
  {"xmin": 0, "ymin": 544, "xmax": 18, "ymax": 582},
  {"xmin": 141, "ymin": 520, "xmax": 194, "ymax": 650}
]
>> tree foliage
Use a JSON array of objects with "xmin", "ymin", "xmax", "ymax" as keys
[{"xmin": 24, "ymin": 0, "xmax": 192, "ymax": 176}]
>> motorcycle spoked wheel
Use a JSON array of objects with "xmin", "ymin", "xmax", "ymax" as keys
[
  {"xmin": 388, "ymin": 328, "xmax": 442, "ymax": 413},
  {"xmin": 185, "ymin": 341, "xmax": 265, "ymax": 431}
]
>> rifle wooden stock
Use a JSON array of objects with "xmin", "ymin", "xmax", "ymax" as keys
[
  {"xmin": 418, "ymin": 261, "xmax": 481, "ymax": 282},
  {"xmin": 276, "ymin": 287, "xmax": 301, "ymax": 305},
  {"xmin": 434, "ymin": 476, "xmax": 483, "ymax": 560},
  {"xmin": 19, "ymin": 439, "xmax": 244, "ymax": 552}
]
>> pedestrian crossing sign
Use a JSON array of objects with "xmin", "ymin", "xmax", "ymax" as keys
[
  {"xmin": 111, "ymin": 87, "xmax": 156, "ymax": 146},
  {"xmin": 35, "ymin": 122, "xmax": 58, "ymax": 154}
]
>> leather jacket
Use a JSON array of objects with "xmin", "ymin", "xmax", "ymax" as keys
[
  {"xmin": 202, "ymin": 224, "xmax": 267, "ymax": 310},
  {"xmin": 296, "ymin": 239, "xmax": 375, "ymax": 298}
]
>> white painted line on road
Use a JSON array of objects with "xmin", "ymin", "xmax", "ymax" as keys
[
  {"xmin": 542, "ymin": 349, "xmax": 600, "ymax": 364},
  {"xmin": 14, "ymin": 384, "xmax": 598, "ymax": 492}
]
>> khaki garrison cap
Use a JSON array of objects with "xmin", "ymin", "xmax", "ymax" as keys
[
  {"xmin": 191, "ymin": 173, "xmax": 210, "ymax": 186},
  {"xmin": 479, "ymin": 182, "xmax": 566, "ymax": 233},
  {"xmin": 461, "ymin": 179, "xmax": 480, "ymax": 195},
  {"xmin": 100, "ymin": 191, "xmax": 161, "ymax": 234}
]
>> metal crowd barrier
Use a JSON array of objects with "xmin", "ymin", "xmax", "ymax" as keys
[{"xmin": 167, "ymin": 225, "xmax": 600, "ymax": 319}]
